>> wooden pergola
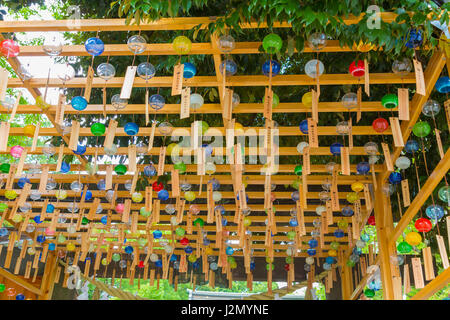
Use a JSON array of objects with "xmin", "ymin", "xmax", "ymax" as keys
[{"xmin": 0, "ymin": 13, "xmax": 448, "ymax": 300}]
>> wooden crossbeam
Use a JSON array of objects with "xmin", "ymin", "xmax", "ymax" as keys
[
  {"xmin": 0, "ymin": 266, "xmax": 42, "ymax": 295},
  {"xmin": 17, "ymin": 40, "xmax": 378, "ymax": 57},
  {"xmin": 0, "ymin": 13, "xmax": 403, "ymax": 33},
  {"xmin": 410, "ymin": 267, "xmax": 450, "ymax": 300},
  {"xmin": 4, "ymin": 125, "xmax": 393, "ymax": 137},
  {"xmin": 6, "ymin": 73, "xmax": 416, "ymax": 89},
  {"xmin": 0, "ymin": 101, "xmax": 397, "ymax": 115},
  {"xmin": 4, "ymin": 163, "xmax": 385, "ymax": 173},
  {"xmin": 0, "ymin": 146, "xmax": 379, "ymax": 156},
  {"xmin": 0, "ymin": 190, "xmax": 374, "ymax": 202},
  {"xmin": 0, "ymin": 174, "xmax": 371, "ymax": 187}
]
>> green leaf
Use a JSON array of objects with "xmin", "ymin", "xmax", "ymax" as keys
[{"xmin": 287, "ymin": 36, "xmax": 295, "ymax": 57}]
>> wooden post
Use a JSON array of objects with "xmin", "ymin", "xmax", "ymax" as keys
[
  {"xmin": 341, "ymin": 259, "xmax": 353, "ymax": 300},
  {"xmin": 38, "ymin": 252, "xmax": 58, "ymax": 300},
  {"xmin": 373, "ymin": 176, "xmax": 395, "ymax": 300}
]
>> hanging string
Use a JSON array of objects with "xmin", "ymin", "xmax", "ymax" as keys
[{"xmin": 131, "ymin": 29, "xmax": 142, "ymax": 67}]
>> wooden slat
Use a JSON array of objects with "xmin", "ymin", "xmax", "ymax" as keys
[{"xmin": 6, "ymin": 73, "xmax": 417, "ymax": 89}]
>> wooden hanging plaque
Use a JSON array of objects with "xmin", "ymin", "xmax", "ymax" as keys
[
  {"xmin": 303, "ymin": 146, "xmax": 310, "ymax": 175},
  {"xmin": 413, "ymin": 59, "xmax": 425, "ymax": 96},
  {"xmin": 436, "ymin": 235, "xmax": 449, "ymax": 269},
  {"xmin": 445, "ymin": 100, "xmax": 450, "ymax": 133},
  {"xmin": 191, "ymin": 121, "xmax": 200, "ymax": 151},
  {"xmin": 84, "ymin": 66, "xmax": 94, "ymax": 102},
  {"xmin": 145, "ymin": 89, "xmax": 149, "ymax": 125},
  {"xmin": 263, "ymin": 87, "xmax": 273, "ymax": 120},
  {"xmin": 223, "ymin": 88, "xmax": 233, "ymax": 121},
  {"xmin": 307, "ymin": 118, "xmax": 318, "ymax": 148},
  {"xmin": 207, "ymin": 183, "xmax": 214, "ymax": 223},
  {"xmin": 145, "ymin": 186, "xmax": 153, "ymax": 212},
  {"xmin": 105, "ymin": 165, "xmax": 113, "ymax": 190},
  {"xmin": 55, "ymin": 144, "xmax": 64, "ymax": 173},
  {"xmin": 301, "ymin": 169, "xmax": 308, "ymax": 208},
  {"xmin": 38, "ymin": 165, "xmax": 49, "ymax": 193},
  {"xmin": 102, "ymin": 87, "xmax": 107, "ymax": 117},
  {"xmin": 397, "ymin": 88, "xmax": 409, "ymax": 120},
  {"xmin": 120, "ymin": 66, "xmax": 137, "ymax": 99},
  {"xmin": 153, "ymin": 200, "xmax": 160, "ymax": 223},
  {"xmin": 401, "ymin": 179, "xmax": 410, "ymax": 207},
  {"xmin": 8, "ymin": 92, "xmax": 22, "ymax": 123},
  {"xmin": 403, "ymin": 264, "xmax": 411, "ymax": 294},
  {"xmin": 68, "ymin": 120, "xmax": 80, "ymax": 150},
  {"xmin": 348, "ymin": 118, "xmax": 353, "ymax": 150},
  {"xmin": 356, "ymin": 86, "xmax": 362, "ymax": 122},
  {"xmin": 363, "ymin": 184, "xmax": 372, "ymax": 212},
  {"xmin": 326, "ymin": 200, "xmax": 333, "ymax": 225},
  {"xmin": 55, "ymin": 93, "xmax": 66, "ymax": 126},
  {"xmin": 381, "ymin": 143, "xmax": 393, "ymax": 172},
  {"xmin": 435, "ymin": 129, "xmax": 445, "ymax": 160},
  {"xmin": 171, "ymin": 169, "xmax": 180, "ymax": 197},
  {"xmin": 341, "ymin": 147, "xmax": 350, "ymax": 175},
  {"xmin": 364, "ymin": 59, "xmax": 370, "ymax": 97},
  {"xmin": 331, "ymin": 167, "xmax": 340, "ymax": 211},
  {"xmin": 121, "ymin": 199, "xmax": 131, "ymax": 223},
  {"xmin": 104, "ymin": 120, "xmax": 118, "ymax": 149},
  {"xmin": 128, "ymin": 144, "xmax": 137, "ymax": 173},
  {"xmin": 422, "ymin": 246, "xmax": 435, "ymax": 281},
  {"xmin": 197, "ymin": 147, "xmax": 205, "ymax": 176},
  {"xmin": 296, "ymin": 200, "xmax": 306, "ymax": 236},
  {"xmin": 0, "ymin": 67, "xmax": 8, "ymax": 101},
  {"xmin": 411, "ymin": 257, "xmax": 425, "ymax": 289},
  {"xmin": 389, "ymin": 117, "xmax": 404, "ymax": 147},
  {"xmin": 311, "ymin": 89, "xmax": 318, "ymax": 123},
  {"xmin": 157, "ymin": 147, "xmax": 166, "ymax": 176},
  {"xmin": 172, "ymin": 63, "xmax": 184, "ymax": 96},
  {"xmin": 16, "ymin": 149, "xmax": 28, "ymax": 178},
  {"xmin": 180, "ymin": 87, "xmax": 191, "ymax": 119},
  {"xmin": 147, "ymin": 121, "xmax": 157, "ymax": 153},
  {"xmin": 0, "ymin": 122, "xmax": 10, "ymax": 152},
  {"xmin": 130, "ymin": 168, "xmax": 140, "ymax": 194}
]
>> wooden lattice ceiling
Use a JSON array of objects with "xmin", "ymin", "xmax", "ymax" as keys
[{"xmin": 0, "ymin": 13, "xmax": 448, "ymax": 300}]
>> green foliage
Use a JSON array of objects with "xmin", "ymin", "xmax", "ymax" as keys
[
  {"xmin": 90, "ymin": 278, "xmax": 278, "ymax": 300},
  {"xmin": 111, "ymin": 0, "xmax": 448, "ymax": 59}
]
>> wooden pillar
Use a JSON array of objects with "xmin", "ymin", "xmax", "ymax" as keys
[
  {"xmin": 341, "ymin": 263, "xmax": 353, "ymax": 300},
  {"xmin": 373, "ymin": 176, "xmax": 395, "ymax": 300},
  {"xmin": 37, "ymin": 252, "xmax": 58, "ymax": 300}
]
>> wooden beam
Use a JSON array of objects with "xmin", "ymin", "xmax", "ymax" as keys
[
  {"xmin": 38, "ymin": 252, "xmax": 58, "ymax": 300},
  {"xmin": 0, "ymin": 173, "xmax": 370, "ymax": 186},
  {"xmin": 0, "ymin": 146, "xmax": 378, "ymax": 156},
  {"xmin": 0, "ymin": 189, "xmax": 374, "ymax": 200},
  {"xmin": 0, "ymin": 101, "xmax": 397, "ymax": 115},
  {"xmin": 0, "ymin": 13, "xmax": 403, "ymax": 33},
  {"xmin": 410, "ymin": 267, "xmax": 450, "ymax": 300},
  {"xmin": 389, "ymin": 149, "xmax": 450, "ymax": 244},
  {"xmin": 17, "ymin": 40, "xmax": 370, "ymax": 57},
  {"xmin": 9, "ymin": 163, "xmax": 386, "ymax": 173},
  {"xmin": 6, "ymin": 73, "xmax": 416, "ymax": 89},
  {"xmin": 0, "ymin": 266, "xmax": 42, "ymax": 296},
  {"xmin": 5, "ymin": 125, "xmax": 392, "ymax": 137}
]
